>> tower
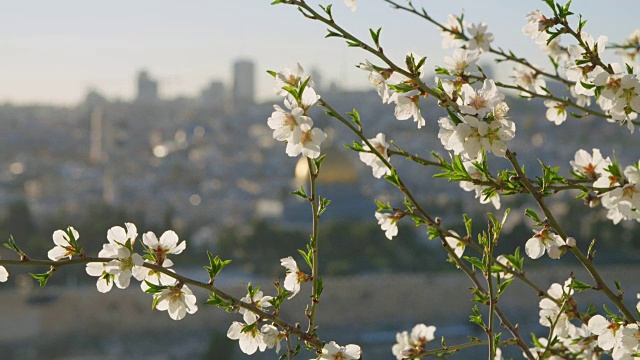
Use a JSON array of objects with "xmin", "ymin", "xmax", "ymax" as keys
[
  {"xmin": 232, "ymin": 59, "xmax": 255, "ymax": 110},
  {"xmin": 136, "ymin": 70, "xmax": 159, "ymax": 103}
]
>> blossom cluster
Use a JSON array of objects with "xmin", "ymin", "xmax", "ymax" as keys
[
  {"xmin": 357, "ymin": 58, "xmax": 426, "ymax": 128},
  {"xmin": 522, "ymin": 9, "xmax": 640, "ymax": 130},
  {"xmin": 571, "ymin": 148, "xmax": 640, "ymax": 224},
  {"xmin": 42, "ymin": 224, "xmax": 197, "ymax": 321},
  {"xmin": 268, "ymin": 63, "xmax": 327, "ymax": 159},
  {"xmin": 532, "ymin": 278, "xmax": 640, "ymax": 360},
  {"xmin": 391, "ymin": 323, "xmax": 436, "ymax": 359},
  {"xmin": 225, "ymin": 255, "xmax": 361, "ymax": 359}
]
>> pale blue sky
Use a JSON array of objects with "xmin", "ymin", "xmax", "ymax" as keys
[{"xmin": 1, "ymin": 0, "xmax": 637, "ymax": 105}]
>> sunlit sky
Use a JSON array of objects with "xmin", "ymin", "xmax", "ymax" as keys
[{"xmin": 1, "ymin": 0, "xmax": 637, "ymax": 105}]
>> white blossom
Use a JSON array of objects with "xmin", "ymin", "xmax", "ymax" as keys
[
  {"xmin": 460, "ymin": 158, "xmax": 501, "ymax": 209},
  {"xmin": 389, "ymin": 90, "xmax": 426, "ymax": 128},
  {"xmin": 600, "ymin": 164, "xmax": 640, "ymax": 223},
  {"xmin": 285, "ymin": 86, "xmax": 320, "ymax": 113},
  {"xmin": 444, "ymin": 231, "xmax": 465, "ymax": 257},
  {"xmin": 444, "ymin": 48, "xmax": 479, "ymax": 74},
  {"xmin": 285, "ymin": 122, "xmax": 327, "ymax": 159},
  {"xmin": 460, "ymin": 80, "xmax": 504, "ymax": 118},
  {"xmin": 440, "ymin": 14, "xmax": 465, "ymax": 49},
  {"xmin": 359, "ymin": 133, "xmax": 391, "ymax": 178},
  {"xmin": 522, "ymin": 10, "xmax": 551, "ymax": 44},
  {"xmin": 274, "ymin": 63, "xmax": 313, "ymax": 96},
  {"xmin": 392, "ymin": 324, "xmax": 436, "ymax": 359},
  {"xmin": 280, "ymin": 256, "xmax": 307, "ymax": 299},
  {"xmin": 85, "ymin": 261, "xmax": 113, "ymax": 293},
  {"xmin": 539, "ymin": 279, "xmax": 574, "ymax": 338},
  {"xmin": 358, "ymin": 60, "xmax": 391, "ymax": 103},
  {"xmin": 439, "ymin": 113, "xmax": 514, "ymax": 160},
  {"xmin": 48, "ymin": 227, "xmax": 80, "ymax": 261},
  {"xmin": 316, "ymin": 341, "xmax": 361, "ymax": 360},
  {"xmin": 525, "ymin": 228, "xmax": 564, "ymax": 259},
  {"xmin": 261, "ymin": 324, "xmax": 283, "ymax": 354},
  {"xmin": 588, "ymin": 315, "xmax": 620, "ymax": 351},
  {"xmin": 268, "ymin": 105, "xmax": 312, "ymax": 142},
  {"xmin": 493, "ymin": 255, "xmax": 513, "ymax": 279},
  {"xmin": 240, "ymin": 289, "xmax": 273, "ymax": 325},
  {"xmin": 0, "ymin": 265, "xmax": 8, "ymax": 282},
  {"xmin": 344, "ymin": 0, "xmax": 356, "ymax": 12},
  {"xmin": 227, "ymin": 321, "xmax": 267, "ymax": 355},
  {"xmin": 570, "ymin": 148, "xmax": 611, "ymax": 179},
  {"xmin": 467, "ymin": 22, "xmax": 494, "ymax": 53},
  {"xmin": 375, "ymin": 212, "xmax": 399, "ymax": 240},
  {"xmin": 513, "ymin": 64, "xmax": 546, "ymax": 96},
  {"xmin": 153, "ymin": 284, "xmax": 198, "ymax": 320},
  {"xmin": 104, "ymin": 246, "xmax": 146, "ymax": 290},
  {"xmin": 142, "ymin": 230, "xmax": 186, "ymax": 265},
  {"xmin": 544, "ymin": 100, "xmax": 568, "ymax": 125}
]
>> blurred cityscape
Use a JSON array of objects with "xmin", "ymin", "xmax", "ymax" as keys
[{"xmin": 1, "ymin": 59, "xmax": 639, "ymax": 359}]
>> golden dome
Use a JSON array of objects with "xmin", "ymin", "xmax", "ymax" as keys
[{"xmin": 294, "ymin": 147, "xmax": 359, "ymax": 185}]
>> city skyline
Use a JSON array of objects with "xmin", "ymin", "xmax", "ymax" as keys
[{"xmin": 1, "ymin": 1, "xmax": 638, "ymax": 105}]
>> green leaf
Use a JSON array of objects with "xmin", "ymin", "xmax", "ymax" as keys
[
  {"xmin": 569, "ymin": 279, "xmax": 593, "ymax": 292},
  {"xmin": 345, "ymin": 141, "xmax": 364, "ymax": 152},
  {"xmin": 290, "ymin": 186, "xmax": 308, "ymax": 199},
  {"xmin": 325, "ymin": 29, "xmax": 342, "ymax": 39},
  {"xmin": 524, "ymin": 208, "xmax": 542, "ymax": 224},
  {"xmin": 29, "ymin": 272, "xmax": 51, "ymax": 287},
  {"xmin": 318, "ymin": 197, "xmax": 332, "ymax": 216}
]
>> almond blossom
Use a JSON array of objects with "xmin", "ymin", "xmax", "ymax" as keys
[
  {"xmin": 522, "ymin": 10, "xmax": 551, "ymax": 44},
  {"xmin": 443, "ymin": 48, "xmax": 479, "ymax": 75},
  {"xmin": 493, "ymin": 255, "xmax": 513, "ymax": 279},
  {"xmin": 539, "ymin": 278, "xmax": 574, "ymax": 337},
  {"xmin": 570, "ymin": 148, "xmax": 611, "ymax": 179},
  {"xmin": 467, "ymin": 22, "xmax": 494, "ymax": 53},
  {"xmin": 565, "ymin": 32, "xmax": 608, "ymax": 96},
  {"xmin": 48, "ymin": 226, "xmax": 80, "ymax": 261},
  {"xmin": 525, "ymin": 227, "xmax": 564, "ymax": 259},
  {"xmin": 268, "ymin": 105, "xmax": 312, "ymax": 142},
  {"xmin": 459, "ymin": 158, "xmax": 501, "ymax": 209},
  {"xmin": 142, "ymin": 230, "xmax": 186, "ymax": 265},
  {"xmin": 600, "ymin": 163, "xmax": 640, "ymax": 223},
  {"xmin": 240, "ymin": 288, "xmax": 273, "ymax": 325},
  {"xmin": 440, "ymin": 14, "xmax": 465, "ymax": 49},
  {"xmin": 444, "ymin": 230, "xmax": 465, "ymax": 257},
  {"xmin": 513, "ymin": 64, "xmax": 546, "ymax": 96},
  {"xmin": 344, "ymin": 0, "xmax": 356, "ymax": 12},
  {"xmin": 392, "ymin": 324, "xmax": 436, "ymax": 359},
  {"xmin": 316, "ymin": 341, "xmax": 361, "ymax": 360},
  {"xmin": 389, "ymin": 90, "xmax": 426, "ymax": 128},
  {"xmin": 358, "ymin": 60, "xmax": 392, "ymax": 103},
  {"xmin": 358, "ymin": 133, "xmax": 391, "ymax": 178},
  {"xmin": 274, "ymin": 63, "xmax": 313, "ymax": 96},
  {"xmin": 588, "ymin": 315, "xmax": 621, "ymax": 351},
  {"xmin": 375, "ymin": 212, "xmax": 400, "ymax": 240},
  {"xmin": 285, "ymin": 121, "xmax": 327, "ymax": 159},
  {"xmin": 261, "ymin": 324, "xmax": 283, "ymax": 354},
  {"xmin": 438, "ymin": 113, "xmax": 514, "ymax": 160},
  {"xmin": 228, "ymin": 321, "xmax": 267, "ymax": 355},
  {"xmin": 0, "ymin": 265, "xmax": 8, "ymax": 282},
  {"xmin": 280, "ymin": 256, "xmax": 308, "ymax": 299},
  {"xmin": 153, "ymin": 284, "xmax": 198, "ymax": 320},
  {"xmin": 460, "ymin": 80, "xmax": 504, "ymax": 118},
  {"xmin": 544, "ymin": 100, "xmax": 568, "ymax": 125}
]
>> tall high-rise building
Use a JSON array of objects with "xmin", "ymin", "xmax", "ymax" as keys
[
  {"xmin": 136, "ymin": 70, "xmax": 159, "ymax": 103},
  {"xmin": 200, "ymin": 80, "xmax": 226, "ymax": 110},
  {"xmin": 232, "ymin": 59, "xmax": 255, "ymax": 110}
]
